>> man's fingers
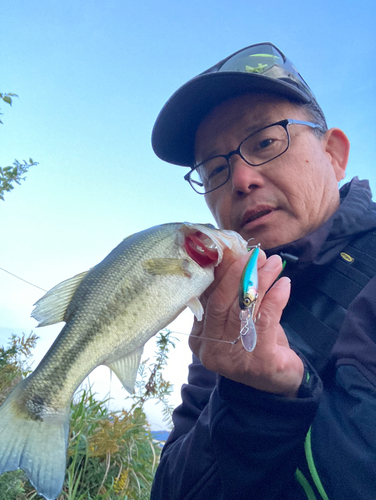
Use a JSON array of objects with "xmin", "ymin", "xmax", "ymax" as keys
[
  {"xmin": 255, "ymin": 276, "xmax": 291, "ymax": 348},
  {"xmin": 210, "ymin": 248, "xmax": 266, "ymax": 293},
  {"xmin": 268, "ymin": 276, "xmax": 291, "ymax": 307},
  {"xmin": 191, "ymin": 252, "xmax": 286, "ymax": 353},
  {"xmin": 208, "ymin": 252, "xmax": 250, "ymax": 309},
  {"xmin": 253, "ymin": 254, "xmax": 284, "ymax": 313}
]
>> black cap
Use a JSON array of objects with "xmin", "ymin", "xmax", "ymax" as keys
[{"xmin": 152, "ymin": 42, "xmax": 319, "ymax": 167}]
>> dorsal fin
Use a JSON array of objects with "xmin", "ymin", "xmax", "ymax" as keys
[{"xmin": 31, "ymin": 271, "xmax": 89, "ymax": 327}]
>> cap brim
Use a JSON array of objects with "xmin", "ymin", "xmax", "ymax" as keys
[{"xmin": 152, "ymin": 71, "xmax": 311, "ymax": 167}]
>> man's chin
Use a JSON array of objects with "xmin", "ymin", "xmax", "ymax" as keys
[{"xmin": 239, "ymin": 227, "xmax": 286, "ymax": 251}]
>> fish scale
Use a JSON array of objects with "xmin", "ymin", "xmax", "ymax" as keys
[{"xmin": 0, "ymin": 221, "xmax": 248, "ymax": 500}]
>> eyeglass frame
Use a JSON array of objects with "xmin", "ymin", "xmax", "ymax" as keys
[{"xmin": 184, "ymin": 119, "xmax": 326, "ymax": 195}]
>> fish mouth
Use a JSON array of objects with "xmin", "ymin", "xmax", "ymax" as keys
[
  {"xmin": 184, "ymin": 231, "xmax": 219, "ymax": 267},
  {"xmin": 179, "ymin": 222, "xmax": 248, "ymax": 266}
]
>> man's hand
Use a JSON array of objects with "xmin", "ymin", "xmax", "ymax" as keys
[{"xmin": 189, "ymin": 249, "xmax": 304, "ymax": 398}]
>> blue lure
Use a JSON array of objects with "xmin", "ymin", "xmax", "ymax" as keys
[{"xmin": 238, "ymin": 245, "xmax": 260, "ymax": 352}]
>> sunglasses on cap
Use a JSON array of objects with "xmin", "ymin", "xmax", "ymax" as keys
[
  {"xmin": 200, "ymin": 42, "xmax": 316, "ymax": 101},
  {"xmin": 152, "ymin": 42, "xmax": 321, "ymax": 167}
]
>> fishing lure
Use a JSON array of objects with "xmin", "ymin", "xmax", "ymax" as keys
[
  {"xmin": 238, "ymin": 244, "xmax": 260, "ymax": 352},
  {"xmin": 188, "ymin": 243, "xmax": 261, "ymax": 350},
  {"xmin": 189, "ymin": 245, "xmax": 288, "ymax": 351}
]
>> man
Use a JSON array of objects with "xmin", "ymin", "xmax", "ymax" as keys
[{"xmin": 151, "ymin": 43, "xmax": 376, "ymax": 499}]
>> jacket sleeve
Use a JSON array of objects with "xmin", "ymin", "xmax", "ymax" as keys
[
  {"xmin": 151, "ymin": 353, "xmax": 322, "ymax": 500},
  {"xmin": 306, "ymin": 277, "xmax": 376, "ymax": 500}
]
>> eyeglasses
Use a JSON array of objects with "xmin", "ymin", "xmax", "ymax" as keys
[{"xmin": 184, "ymin": 119, "xmax": 325, "ymax": 195}]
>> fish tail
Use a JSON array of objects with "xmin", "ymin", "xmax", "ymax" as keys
[{"xmin": 0, "ymin": 379, "xmax": 70, "ymax": 500}]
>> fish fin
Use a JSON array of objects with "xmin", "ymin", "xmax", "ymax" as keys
[
  {"xmin": 106, "ymin": 346, "xmax": 144, "ymax": 394},
  {"xmin": 0, "ymin": 379, "xmax": 70, "ymax": 500},
  {"xmin": 31, "ymin": 270, "xmax": 89, "ymax": 327},
  {"xmin": 186, "ymin": 296, "xmax": 204, "ymax": 321},
  {"xmin": 142, "ymin": 258, "xmax": 192, "ymax": 277},
  {"xmin": 122, "ymin": 232, "xmax": 136, "ymax": 242}
]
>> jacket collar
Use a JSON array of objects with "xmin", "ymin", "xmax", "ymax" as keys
[{"xmin": 266, "ymin": 177, "xmax": 376, "ymax": 271}]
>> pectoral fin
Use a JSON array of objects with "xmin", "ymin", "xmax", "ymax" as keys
[
  {"xmin": 31, "ymin": 271, "xmax": 89, "ymax": 327},
  {"xmin": 106, "ymin": 347, "xmax": 144, "ymax": 394},
  {"xmin": 143, "ymin": 258, "xmax": 192, "ymax": 277},
  {"xmin": 186, "ymin": 296, "xmax": 204, "ymax": 321}
]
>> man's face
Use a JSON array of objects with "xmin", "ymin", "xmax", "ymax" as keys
[{"xmin": 195, "ymin": 94, "xmax": 346, "ymax": 249}]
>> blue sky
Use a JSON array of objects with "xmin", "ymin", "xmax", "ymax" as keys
[{"xmin": 1, "ymin": 0, "xmax": 375, "ymax": 428}]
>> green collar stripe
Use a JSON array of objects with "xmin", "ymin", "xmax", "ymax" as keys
[
  {"xmin": 295, "ymin": 468, "xmax": 317, "ymax": 500},
  {"xmin": 305, "ymin": 427, "xmax": 330, "ymax": 500}
]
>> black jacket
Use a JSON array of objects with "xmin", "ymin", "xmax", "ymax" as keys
[{"xmin": 151, "ymin": 178, "xmax": 376, "ymax": 500}]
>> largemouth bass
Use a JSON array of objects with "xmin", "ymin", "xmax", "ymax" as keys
[{"xmin": 0, "ymin": 222, "xmax": 247, "ymax": 500}]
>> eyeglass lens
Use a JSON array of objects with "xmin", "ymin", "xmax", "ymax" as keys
[{"xmin": 189, "ymin": 123, "xmax": 288, "ymax": 194}]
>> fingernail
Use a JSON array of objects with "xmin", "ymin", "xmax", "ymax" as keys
[
  {"xmin": 264, "ymin": 254, "xmax": 282, "ymax": 271},
  {"xmin": 275, "ymin": 276, "xmax": 291, "ymax": 289}
]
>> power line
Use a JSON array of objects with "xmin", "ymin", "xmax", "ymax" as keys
[{"xmin": 0, "ymin": 266, "xmax": 47, "ymax": 292}]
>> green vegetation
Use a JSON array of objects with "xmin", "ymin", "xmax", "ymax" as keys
[
  {"xmin": 0, "ymin": 330, "xmax": 175, "ymax": 499},
  {"xmin": 0, "ymin": 93, "xmax": 38, "ymax": 201}
]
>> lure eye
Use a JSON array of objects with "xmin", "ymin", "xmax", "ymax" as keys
[{"xmin": 243, "ymin": 297, "xmax": 252, "ymax": 307}]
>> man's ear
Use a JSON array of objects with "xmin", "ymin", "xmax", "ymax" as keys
[{"xmin": 323, "ymin": 128, "xmax": 350, "ymax": 181}]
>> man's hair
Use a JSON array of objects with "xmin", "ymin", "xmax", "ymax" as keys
[{"xmin": 297, "ymin": 99, "xmax": 328, "ymax": 138}]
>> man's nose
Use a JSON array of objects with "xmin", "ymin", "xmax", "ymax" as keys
[{"xmin": 230, "ymin": 156, "xmax": 265, "ymax": 194}]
